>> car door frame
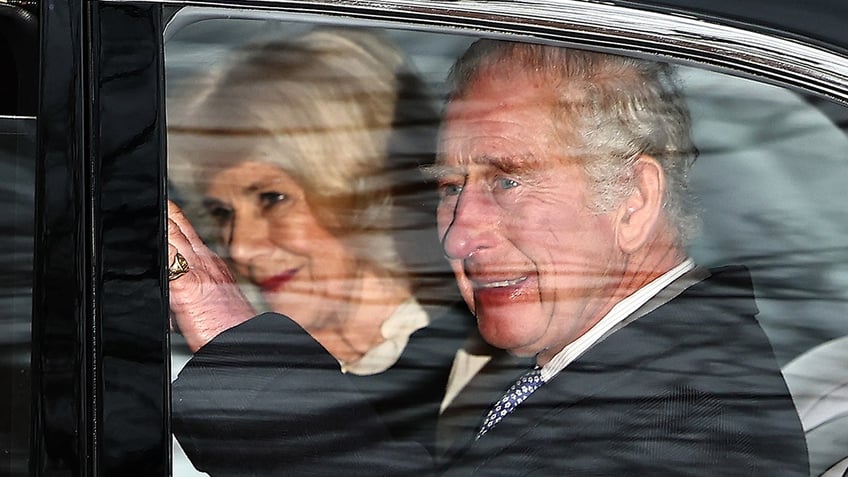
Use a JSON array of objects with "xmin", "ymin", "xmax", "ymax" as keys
[{"xmin": 33, "ymin": 1, "xmax": 169, "ymax": 475}]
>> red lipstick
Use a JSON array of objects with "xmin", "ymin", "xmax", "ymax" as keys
[{"xmin": 258, "ymin": 269, "xmax": 298, "ymax": 292}]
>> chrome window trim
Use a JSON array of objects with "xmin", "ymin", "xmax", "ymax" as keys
[{"xmin": 150, "ymin": 0, "xmax": 848, "ymax": 105}]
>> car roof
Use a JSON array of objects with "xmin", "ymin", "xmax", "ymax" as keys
[{"xmin": 628, "ymin": 0, "xmax": 848, "ymax": 52}]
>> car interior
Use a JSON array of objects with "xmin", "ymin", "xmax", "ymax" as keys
[{"xmin": 164, "ymin": 11, "xmax": 848, "ymax": 476}]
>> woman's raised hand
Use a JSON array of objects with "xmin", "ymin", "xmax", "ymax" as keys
[{"xmin": 168, "ymin": 200, "xmax": 257, "ymax": 352}]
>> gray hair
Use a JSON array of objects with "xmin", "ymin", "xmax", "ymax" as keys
[{"xmin": 446, "ymin": 40, "xmax": 700, "ymax": 244}]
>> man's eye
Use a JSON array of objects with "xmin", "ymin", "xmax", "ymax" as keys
[
  {"xmin": 439, "ymin": 183, "xmax": 462, "ymax": 197},
  {"xmin": 258, "ymin": 191, "xmax": 288, "ymax": 209},
  {"xmin": 497, "ymin": 177, "xmax": 519, "ymax": 190}
]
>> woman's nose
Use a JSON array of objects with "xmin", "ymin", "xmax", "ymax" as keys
[{"xmin": 226, "ymin": 213, "xmax": 271, "ymax": 267}]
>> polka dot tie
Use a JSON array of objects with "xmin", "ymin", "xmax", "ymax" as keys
[{"xmin": 476, "ymin": 368, "xmax": 543, "ymax": 440}]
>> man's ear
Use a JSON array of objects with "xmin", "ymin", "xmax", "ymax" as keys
[{"xmin": 615, "ymin": 155, "xmax": 665, "ymax": 254}]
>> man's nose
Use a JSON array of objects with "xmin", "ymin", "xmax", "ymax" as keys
[{"xmin": 441, "ymin": 188, "xmax": 497, "ymax": 260}]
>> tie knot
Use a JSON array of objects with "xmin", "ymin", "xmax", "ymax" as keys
[{"xmin": 477, "ymin": 368, "xmax": 543, "ymax": 439}]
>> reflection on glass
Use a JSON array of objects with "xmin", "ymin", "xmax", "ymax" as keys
[
  {"xmin": 0, "ymin": 116, "xmax": 35, "ymax": 477},
  {"xmin": 164, "ymin": 13, "xmax": 848, "ymax": 477},
  {"xmin": 166, "ymin": 22, "xmax": 472, "ymax": 476}
]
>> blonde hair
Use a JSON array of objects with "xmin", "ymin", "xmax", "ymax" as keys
[{"xmin": 168, "ymin": 27, "xmax": 440, "ymax": 275}]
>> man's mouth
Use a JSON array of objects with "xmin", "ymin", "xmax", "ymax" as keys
[{"xmin": 473, "ymin": 276, "xmax": 528, "ymax": 289}]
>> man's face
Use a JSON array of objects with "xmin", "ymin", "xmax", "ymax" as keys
[{"xmin": 436, "ymin": 70, "xmax": 626, "ymax": 363}]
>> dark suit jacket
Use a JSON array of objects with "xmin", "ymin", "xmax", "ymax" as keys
[
  {"xmin": 172, "ymin": 301, "xmax": 474, "ymax": 476},
  {"xmin": 441, "ymin": 266, "xmax": 809, "ymax": 476},
  {"xmin": 172, "ymin": 267, "xmax": 807, "ymax": 476}
]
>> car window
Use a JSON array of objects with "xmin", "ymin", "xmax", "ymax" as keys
[
  {"xmin": 0, "ymin": 116, "xmax": 35, "ymax": 477},
  {"xmin": 164, "ymin": 10, "xmax": 848, "ymax": 476},
  {"xmin": 1, "ymin": 3, "xmax": 37, "ymax": 474}
]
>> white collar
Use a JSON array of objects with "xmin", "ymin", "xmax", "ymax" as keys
[
  {"xmin": 340, "ymin": 297, "xmax": 430, "ymax": 376},
  {"xmin": 540, "ymin": 258, "xmax": 697, "ymax": 382}
]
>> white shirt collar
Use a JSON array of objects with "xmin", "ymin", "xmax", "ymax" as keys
[
  {"xmin": 540, "ymin": 258, "xmax": 696, "ymax": 382},
  {"xmin": 340, "ymin": 297, "xmax": 430, "ymax": 376}
]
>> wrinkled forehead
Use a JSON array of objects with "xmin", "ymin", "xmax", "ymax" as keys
[
  {"xmin": 436, "ymin": 83, "xmax": 568, "ymax": 169},
  {"xmin": 444, "ymin": 66, "xmax": 555, "ymax": 116}
]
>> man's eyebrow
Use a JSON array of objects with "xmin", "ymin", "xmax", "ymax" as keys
[
  {"xmin": 483, "ymin": 153, "xmax": 540, "ymax": 174},
  {"xmin": 420, "ymin": 164, "xmax": 463, "ymax": 180},
  {"xmin": 421, "ymin": 153, "xmax": 541, "ymax": 180}
]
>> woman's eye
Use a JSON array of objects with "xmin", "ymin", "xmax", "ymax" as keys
[
  {"xmin": 207, "ymin": 206, "xmax": 233, "ymax": 225},
  {"xmin": 202, "ymin": 198, "xmax": 234, "ymax": 226},
  {"xmin": 258, "ymin": 191, "xmax": 288, "ymax": 209}
]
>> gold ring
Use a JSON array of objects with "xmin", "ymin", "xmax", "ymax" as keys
[{"xmin": 168, "ymin": 252, "xmax": 190, "ymax": 281}]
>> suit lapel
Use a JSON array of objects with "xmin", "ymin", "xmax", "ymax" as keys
[
  {"xmin": 436, "ymin": 347, "xmax": 532, "ymax": 464},
  {"xmin": 457, "ymin": 335, "xmax": 647, "ymax": 468},
  {"xmin": 449, "ymin": 266, "xmax": 759, "ymax": 469}
]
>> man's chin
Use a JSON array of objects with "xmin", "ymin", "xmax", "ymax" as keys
[{"xmin": 477, "ymin": 313, "xmax": 543, "ymax": 357}]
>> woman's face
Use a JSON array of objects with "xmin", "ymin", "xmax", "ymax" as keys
[{"xmin": 203, "ymin": 160, "xmax": 360, "ymax": 329}]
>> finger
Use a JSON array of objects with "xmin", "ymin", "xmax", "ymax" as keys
[
  {"xmin": 168, "ymin": 207, "xmax": 215, "ymax": 267},
  {"xmin": 168, "ymin": 201, "xmax": 235, "ymax": 282},
  {"xmin": 168, "ymin": 241, "xmax": 182, "ymax": 266},
  {"xmin": 168, "ymin": 216, "xmax": 196, "ymax": 261},
  {"xmin": 169, "ymin": 220, "xmax": 220, "ymax": 276},
  {"xmin": 168, "ymin": 215, "xmax": 233, "ymax": 282},
  {"xmin": 168, "ymin": 200, "xmax": 208, "ymax": 251}
]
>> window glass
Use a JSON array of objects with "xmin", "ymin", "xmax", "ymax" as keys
[
  {"xmin": 2, "ymin": 4, "xmax": 39, "ymax": 474},
  {"xmin": 165, "ymin": 12, "xmax": 848, "ymax": 476},
  {"xmin": 0, "ymin": 116, "xmax": 35, "ymax": 477}
]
